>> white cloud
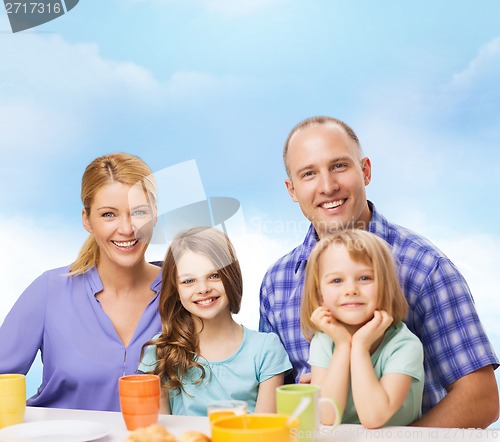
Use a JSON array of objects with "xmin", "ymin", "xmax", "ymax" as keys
[
  {"xmin": 434, "ymin": 233, "xmax": 500, "ymax": 344},
  {"xmin": 1, "ymin": 35, "xmax": 161, "ymax": 104},
  {"xmin": 0, "ymin": 100, "xmax": 81, "ymax": 155},
  {"xmin": 447, "ymin": 36, "xmax": 500, "ymax": 96},
  {"xmin": 0, "ymin": 218, "xmax": 85, "ymax": 321},
  {"xmin": 231, "ymin": 231, "xmax": 290, "ymax": 330},
  {"xmin": 438, "ymin": 35, "xmax": 500, "ymax": 131},
  {"xmin": 0, "ymin": 33, "xmax": 252, "ymax": 157},
  {"xmin": 0, "ymin": 34, "xmax": 160, "ymax": 156}
]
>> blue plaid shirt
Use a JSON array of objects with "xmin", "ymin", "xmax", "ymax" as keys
[{"xmin": 259, "ymin": 201, "xmax": 498, "ymax": 413}]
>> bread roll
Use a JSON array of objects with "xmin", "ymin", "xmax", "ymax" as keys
[
  {"xmin": 124, "ymin": 423, "xmax": 177, "ymax": 442},
  {"xmin": 178, "ymin": 431, "xmax": 211, "ymax": 442}
]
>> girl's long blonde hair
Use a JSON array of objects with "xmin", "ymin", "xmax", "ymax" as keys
[
  {"xmin": 69, "ymin": 153, "xmax": 156, "ymax": 275},
  {"xmin": 301, "ymin": 229, "xmax": 408, "ymax": 341},
  {"xmin": 142, "ymin": 227, "xmax": 243, "ymax": 394}
]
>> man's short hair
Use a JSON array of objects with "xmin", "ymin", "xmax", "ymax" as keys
[{"xmin": 283, "ymin": 116, "xmax": 362, "ymax": 177}]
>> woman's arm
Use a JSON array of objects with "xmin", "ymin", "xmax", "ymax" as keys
[
  {"xmin": 0, "ymin": 273, "xmax": 47, "ymax": 373},
  {"xmin": 254, "ymin": 373, "xmax": 284, "ymax": 413}
]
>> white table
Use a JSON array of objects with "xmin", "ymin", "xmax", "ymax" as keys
[
  {"xmin": 19, "ymin": 407, "xmax": 500, "ymax": 441},
  {"xmin": 24, "ymin": 406, "xmax": 210, "ymax": 441}
]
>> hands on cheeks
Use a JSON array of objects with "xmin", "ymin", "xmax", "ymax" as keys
[
  {"xmin": 310, "ymin": 306, "xmax": 351, "ymax": 345},
  {"xmin": 310, "ymin": 307, "xmax": 393, "ymax": 351},
  {"xmin": 352, "ymin": 310, "xmax": 393, "ymax": 351}
]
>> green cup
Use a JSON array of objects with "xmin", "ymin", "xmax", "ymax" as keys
[{"xmin": 276, "ymin": 384, "xmax": 340, "ymax": 441}]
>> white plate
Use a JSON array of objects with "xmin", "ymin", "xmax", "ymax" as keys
[{"xmin": 0, "ymin": 419, "xmax": 110, "ymax": 442}]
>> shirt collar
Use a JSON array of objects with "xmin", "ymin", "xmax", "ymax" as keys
[
  {"xmin": 366, "ymin": 201, "xmax": 390, "ymax": 239},
  {"xmin": 295, "ymin": 223, "xmax": 319, "ymax": 273},
  {"xmin": 86, "ymin": 266, "xmax": 104, "ymax": 296},
  {"xmin": 85, "ymin": 262, "xmax": 163, "ymax": 296}
]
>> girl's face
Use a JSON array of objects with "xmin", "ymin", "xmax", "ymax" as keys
[
  {"xmin": 319, "ymin": 243, "xmax": 378, "ymax": 330},
  {"xmin": 176, "ymin": 250, "xmax": 230, "ymax": 323},
  {"xmin": 82, "ymin": 182, "xmax": 155, "ymax": 271}
]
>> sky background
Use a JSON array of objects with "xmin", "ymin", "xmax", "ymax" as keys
[{"xmin": 1, "ymin": 0, "xmax": 500, "ymax": 424}]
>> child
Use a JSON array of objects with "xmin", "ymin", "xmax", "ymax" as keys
[
  {"xmin": 301, "ymin": 229, "xmax": 424, "ymax": 428},
  {"xmin": 138, "ymin": 227, "xmax": 291, "ymax": 415}
]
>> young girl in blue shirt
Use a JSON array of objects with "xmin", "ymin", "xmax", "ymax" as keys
[
  {"xmin": 301, "ymin": 229, "xmax": 424, "ymax": 428},
  {"xmin": 139, "ymin": 227, "xmax": 291, "ymax": 415}
]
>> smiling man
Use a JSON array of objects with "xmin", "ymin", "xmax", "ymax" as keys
[{"xmin": 259, "ymin": 116, "xmax": 499, "ymax": 428}]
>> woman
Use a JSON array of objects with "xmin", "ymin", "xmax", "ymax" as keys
[{"xmin": 0, "ymin": 153, "xmax": 162, "ymax": 411}]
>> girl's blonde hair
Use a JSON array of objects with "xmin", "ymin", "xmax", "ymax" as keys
[
  {"xmin": 301, "ymin": 229, "xmax": 408, "ymax": 341},
  {"xmin": 142, "ymin": 227, "xmax": 243, "ymax": 394},
  {"xmin": 69, "ymin": 153, "xmax": 156, "ymax": 275}
]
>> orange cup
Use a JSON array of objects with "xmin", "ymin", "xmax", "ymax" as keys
[{"xmin": 119, "ymin": 374, "xmax": 160, "ymax": 431}]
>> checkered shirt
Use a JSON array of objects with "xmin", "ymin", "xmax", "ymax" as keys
[{"xmin": 259, "ymin": 201, "xmax": 498, "ymax": 413}]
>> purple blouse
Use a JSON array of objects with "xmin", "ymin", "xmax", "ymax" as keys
[{"xmin": 0, "ymin": 265, "xmax": 162, "ymax": 411}]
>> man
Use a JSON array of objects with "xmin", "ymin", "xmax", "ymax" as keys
[{"xmin": 259, "ymin": 116, "xmax": 499, "ymax": 427}]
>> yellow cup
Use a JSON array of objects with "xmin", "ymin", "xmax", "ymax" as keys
[
  {"xmin": 211, "ymin": 414, "xmax": 298, "ymax": 442},
  {"xmin": 207, "ymin": 400, "xmax": 247, "ymax": 424},
  {"xmin": 0, "ymin": 374, "xmax": 26, "ymax": 429}
]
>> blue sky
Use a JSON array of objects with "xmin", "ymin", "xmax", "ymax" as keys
[{"xmin": 1, "ymin": 0, "xmax": 500, "ymax": 417}]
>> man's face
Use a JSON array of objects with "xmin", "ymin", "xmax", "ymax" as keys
[{"xmin": 285, "ymin": 123, "xmax": 372, "ymax": 238}]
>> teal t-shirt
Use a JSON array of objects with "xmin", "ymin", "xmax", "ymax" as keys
[
  {"xmin": 139, "ymin": 326, "xmax": 292, "ymax": 415},
  {"xmin": 308, "ymin": 322, "xmax": 424, "ymax": 426}
]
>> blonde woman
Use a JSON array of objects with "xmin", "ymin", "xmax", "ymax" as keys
[
  {"xmin": 301, "ymin": 229, "xmax": 424, "ymax": 428},
  {"xmin": 139, "ymin": 227, "xmax": 291, "ymax": 415},
  {"xmin": 0, "ymin": 153, "xmax": 162, "ymax": 411}
]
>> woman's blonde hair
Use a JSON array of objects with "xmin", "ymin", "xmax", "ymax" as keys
[
  {"xmin": 69, "ymin": 153, "xmax": 156, "ymax": 275},
  {"xmin": 142, "ymin": 227, "xmax": 243, "ymax": 394},
  {"xmin": 301, "ymin": 229, "xmax": 408, "ymax": 341}
]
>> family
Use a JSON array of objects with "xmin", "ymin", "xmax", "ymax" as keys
[{"xmin": 0, "ymin": 116, "xmax": 498, "ymax": 429}]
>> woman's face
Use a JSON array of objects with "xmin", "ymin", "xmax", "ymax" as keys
[{"xmin": 82, "ymin": 182, "xmax": 156, "ymax": 271}]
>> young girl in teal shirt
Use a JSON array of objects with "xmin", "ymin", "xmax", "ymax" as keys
[
  {"xmin": 139, "ymin": 227, "xmax": 291, "ymax": 415},
  {"xmin": 301, "ymin": 229, "xmax": 424, "ymax": 428}
]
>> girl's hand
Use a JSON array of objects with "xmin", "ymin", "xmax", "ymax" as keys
[
  {"xmin": 352, "ymin": 310, "xmax": 393, "ymax": 351},
  {"xmin": 310, "ymin": 306, "xmax": 351, "ymax": 345}
]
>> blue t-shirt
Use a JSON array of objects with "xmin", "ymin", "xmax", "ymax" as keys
[{"xmin": 139, "ymin": 326, "xmax": 291, "ymax": 415}]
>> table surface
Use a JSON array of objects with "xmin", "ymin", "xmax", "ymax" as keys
[
  {"xmin": 4, "ymin": 407, "xmax": 497, "ymax": 441},
  {"xmin": 22, "ymin": 406, "xmax": 210, "ymax": 441}
]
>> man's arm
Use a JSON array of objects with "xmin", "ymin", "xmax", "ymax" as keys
[
  {"xmin": 412, "ymin": 365, "xmax": 499, "ymax": 428},
  {"xmin": 404, "ymin": 255, "xmax": 499, "ymax": 428}
]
